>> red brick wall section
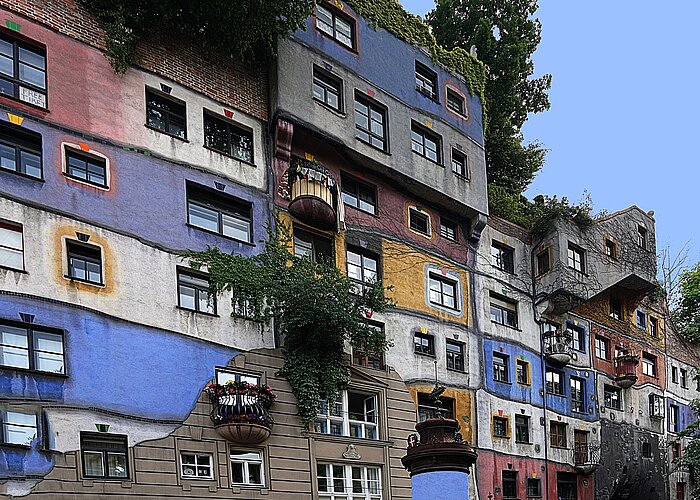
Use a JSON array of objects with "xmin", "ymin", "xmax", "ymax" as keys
[{"xmin": 0, "ymin": 0, "xmax": 268, "ymax": 121}]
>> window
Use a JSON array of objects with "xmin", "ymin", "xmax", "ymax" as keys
[
  {"xmin": 446, "ymin": 88, "xmax": 466, "ymax": 116},
  {"xmin": 604, "ymin": 239, "xmax": 617, "ymax": 259},
  {"xmin": 677, "ymin": 482, "xmax": 686, "ymax": 500},
  {"xmin": 145, "ymin": 89, "xmax": 186, "ymax": 139},
  {"xmin": 567, "ymin": 243, "xmax": 585, "ymax": 272},
  {"xmin": 352, "ymin": 323, "xmax": 385, "ymax": 370},
  {"xmin": 230, "ymin": 450, "xmax": 264, "ymax": 486},
  {"xmin": 411, "ymin": 122, "xmax": 441, "ymax": 163},
  {"xmin": 354, "ymin": 95, "xmax": 386, "ymax": 151},
  {"xmin": 493, "ymin": 416, "xmax": 508, "ymax": 438},
  {"xmin": 341, "ymin": 175, "xmax": 376, "ymax": 214},
  {"xmin": 681, "ymin": 369, "xmax": 688, "ymax": 389},
  {"xmin": 187, "ymin": 183, "xmax": 252, "ymax": 242},
  {"xmin": 493, "ymin": 353, "xmax": 509, "ymax": 383},
  {"xmin": 316, "ymin": 391, "xmax": 378, "ymax": 440},
  {"xmin": 673, "ymin": 442, "xmax": 681, "ymax": 461},
  {"xmin": 315, "ymin": 4, "xmax": 354, "ymax": 49},
  {"xmin": 0, "ymin": 320, "xmax": 65, "ymax": 374},
  {"xmin": 491, "ymin": 241, "xmax": 515, "ymax": 273},
  {"xmin": 649, "ymin": 316, "xmax": 658, "ymax": 337},
  {"xmin": 64, "ymin": 147, "xmax": 108, "ymax": 188},
  {"xmin": 408, "ymin": 207, "xmax": 430, "ymax": 236},
  {"xmin": 439, "ymin": 217, "xmax": 457, "ymax": 241},
  {"xmin": 0, "ymin": 221, "xmax": 23, "ymax": 270},
  {"xmin": 649, "ymin": 394, "xmax": 664, "ymax": 418},
  {"xmin": 490, "ymin": 293, "xmax": 518, "ymax": 328},
  {"xmin": 429, "ymin": 273, "xmax": 458, "ymax": 310},
  {"xmin": 604, "ymin": 385, "xmax": 622, "ymax": 410},
  {"xmin": 81, "ymin": 433, "xmax": 128, "ymax": 479},
  {"xmin": 180, "ymin": 452, "xmax": 213, "ymax": 479},
  {"xmin": 346, "ymin": 247, "xmax": 378, "ymax": 294},
  {"xmin": 313, "ymin": 67, "xmax": 342, "ymax": 111},
  {"xmin": 642, "ymin": 352, "xmax": 657, "ymax": 377},
  {"xmin": 415, "ymin": 62, "xmax": 437, "ymax": 100},
  {"xmin": 570, "ymin": 377, "xmax": 585, "ymax": 413},
  {"xmin": 536, "ymin": 249, "xmax": 550, "ymax": 276},
  {"xmin": 451, "ymin": 149, "xmax": 468, "ymax": 178},
  {"xmin": 595, "ymin": 336, "xmax": 609, "ymax": 360},
  {"xmin": 609, "ymin": 297, "xmax": 622, "ymax": 320},
  {"xmin": 637, "ymin": 225, "xmax": 648, "ymax": 250},
  {"xmin": 417, "ymin": 392, "xmax": 454, "ymax": 421},
  {"xmin": 641, "ymin": 442, "xmax": 652, "ymax": 458},
  {"xmin": 516, "ymin": 359, "xmax": 529, "ymax": 385},
  {"xmin": 550, "ymin": 422, "xmax": 567, "ymax": 448},
  {"xmin": 515, "ymin": 415, "xmax": 530, "ymax": 444},
  {"xmin": 527, "ymin": 478, "xmax": 542, "ymax": 498},
  {"xmin": 413, "ymin": 331, "xmax": 435, "ymax": 356},
  {"xmin": 0, "ymin": 34, "xmax": 46, "ymax": 108},
  {"xmin": 636, "ymin": 309, "xmax": 647, "ymax": 330},
  {"xmin": 1, "ymin": 410, "xmax": 37, "ymax": 445},
  {"xmin": 568, "ymin": 324, "xmax": 585, "ymax": 352},
  {"xmin": 67, "ymin": 241, "xmax": 102, "ymax": 285},
  {"xmin": 546, "ymin": 369, "xmax": 564, "ymax": 395},
  {"xmin": 669, "ymin": 404, "xmax": 679, "ymax": 432},
  {"xmin": 0, "ymin": 120, "xmax": 42, "ymax": 178},
  {"xmin": 446, "ymin": 340, "xmax": 464, "ymax": 372},
  {"xmin": 317, "ymin": 463, "xmax": 381, "ymax": 500},
  {"xmin": 204, "ymin": 112, "xmax": 253, "ymax": 163},
  {"xmin": 177, "ymin": 269, "xmax": 215, "ymax": 315},
  {"xmin": 672, "ymin": 366, "xmax": 679, "ymax": 383},
  {"xmin": 556, "ymin": 472, "xmax": 577, "ymax": 500},
  {"xmin": 294, "ymin": 227, "xmax": 333, "ymax": 262},
  {"xmin": 502, "ymin": 470, "xmax": 517, "ymax": 499}
]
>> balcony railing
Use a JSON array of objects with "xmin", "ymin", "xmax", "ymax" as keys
[
  {"xmin": 614, "ymin": 353, "xmax": 639, "ymax": 388},
  {"xmin": 543, "ymin": 330, "xmax": 574, "ymax": 366},
  {"xmin": 205, "ymin": 382, "xmax": 276, "ymax": 444},
  {"xmin": 288, "ymin": 158, "xmax": 338, "ymax": 230},
  {"xmin": 572, "ymin": 443, "xmax": 601, "ymax": 475}
]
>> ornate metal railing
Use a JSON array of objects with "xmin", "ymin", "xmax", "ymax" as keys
[
  {"xmin": 614, "ymin": 353, "xmax": 639, "ymax": 388},
  {"xmin": 572, "ymin": 443, "xmax": 601, "ymax": 474},
  {"xmin": 543, "ymin": 330, "xmax": 574, "ymax": 364},
  {"xmin": 205, "ymin": 383, "xmax": 276, "ymax": 444}
]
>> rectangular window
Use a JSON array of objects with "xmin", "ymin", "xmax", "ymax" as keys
[
  {"xmin": 493, "ymin": 416, "xmax": 509, "ymax": 438},
  {"xmin": 316, "ymin": 391, "xmax": 378, "ymax": 440},
  {"xmin": 490, "ymin": 293, "xmax": 518, "ymax": 328},
  {"xmin": 145, "ymin": 89, "xmax": 186, "ymax": 139},
  {"xmin": 636, "ymin": 309, "xmax": 647, "ymax": 330},
  {"xmin": 595, "ymin": 336, "xmax": 609, "ymax": 360},
  {"xmin": 315, "ymin": 5, "xmax": 354, "ymax": 48},
  {"xmin": 429, "ymin": 273, "xmax": 458, "ymax": 310},
  {"xmin": 604, "ymin": 238, "xmax": 617, "ymax": 259},
  {"xmin": 556, "ymin": 472, "xmax": 577, "ymax": 500},
  {"xmin": 180, "ymin": 452, "xmax": 213, "ymax": 479},
  {"xmin": 204, "ymin": 112, "xmax": 253, "ymax": 163},
  {"xmin": 1, "ymin": 410, "xmax": 37, "ymax": 446},
  {"xmin": 604, "ymin": 385, "xmax": 622, "ymax": 410},
  {"xmin": 0, "ymin": 221, "xmax": 24, "ymax": 271},
  {"xmin": 440, "ymin": 218, "xmax": 457, "ymax": 241},
  {"xmin": 502, "ymin": 470, "xmax": 517, "ymax": 499},
  {"xmin": 409, "ymin": 207, "xmax": 430, "ymax": 236},
  {"xmin": 638, "ymin": 225, "xmax": 648, "ymax": 250},
  {"xmin": 515, "ymin": 415, "xmax": 530, "ymax": 444},
  {"xmin": 177, "ymin": 269, "xmax": 215, "ymax": 315},
  {"xmin": 446, "ymin": 340, "xmax": 464, "ymax": 372},
  {"xmin": 570, "ymin": 377, "xmax": 585, "ymax": 413},
  {"xmin": 187, "ymin": 182, "xmax": 252, "ymax": 243},
  {"xmin": 527, "ymin": 478, "xmax": 542, "ymax": 498},
  {"xmin": 230, "ymin": 450, "xmax": 264, "ymax": 486},
  {"xmin": 64, "ymin": 147, "xmax": 107, "ymax": 188},
  {"xmin": 567, "ymin": 243, "xmax": 585, "ymax": 272},
  {"xmin": 0, "ymin": 320, "xmax": 65, "ymax": 374},
  {"xmin": 0, "ymin": 34, "xmax": 47, "ymax": 108},
  {"xmin": 681, "ymin": 369, "xmax": 688, "ymax": 389},
  {"xmin": 649, "ymin": 394, "xmax": 664, "ymax": 418},
  {"xmin": 536, "ymin": 249, "xmax": 550, "ymax": 276},
  {"xmin": 451, "ymin": 149, "xmax": 468, "ymax": 178},
  {"xmin": 609, "ymin": 296, "xmax": 622, "ymax": 320},
  {"xmin": 67, "ymin": 241, "xmax": 102, "ymax": 285},
  {"xmin": 417, "ymin": 393, "xmax": 454, "ymax": 421},
  {"xmin": 670, "ymin": 404, "xmax": 679, "ymax": 432},
  {"xmin": 341, "ymin": 175, "xmax": 376, "ymax": 214},
  {"xmin": 446, "ymin": 88, "xmax": 466, "ymax": 116},
  {"xmin": 411, "ymin": 122, "xmax": 441, "ymax": 163},
  {"xmin": 642, "ymin": 352, "xmax": 657, "ymax": 377},
  {"xmin": 347, "ymin": 247, "xmax": 379, "ymax": 294},
  {"xmin": 677, "ymin": 482, "xmax": 686, "ymax": 500},
  {"xmin": 352, "ymin": 346, "xmax": 385, "ymax": 371},
  {"xmin": 568, "ymin": 324, "xmax": 585, "ymax": 352},
  {"xmin": 0, "ymin": 120, "xmax": 42, "ymax": 179},
  {"xmin": 491, "ymin": 241, "xmax": 515, "ymax": 273},
  {"xmin": 413, "ymin": 332, "xmax": 435, "ymax": 356},
  {"xmin": 354, "ymin": 95, "xmax": 386, "ymax": 151},
  {"xmin": 649, "ymin": 316, "xmax": 658, "ymax": 337},
  {"xmin": 672, "ymin": 366, "xmax": 679, "ymax": 383},
  {"xmin": 81, "ymin": 433, "xmax": 128, "ymax": 479},
  {"xmin": 312, "ymin": 67, "xmax": 342, "ymax": 111},
  {"xmin": 293, "ymin": 227, "xmax": 333, "ymax": 263},
  {"xmin": 673, "ymin": 442, "xmax": 681, "ymax": 461},
  {"xmin": 516, "ymin": 359, "xmax": 529, "ymax": 385},
  {"xmin": 546, "ymin": 369, "xmax": 564, "ymax": 395},
  {"xmin": 415, "ymin": 61, "xmax": 438, "ymax": 100},
  {"xmin": 317, "ymin": 464, "xmax": 382, "ymax": 499},
  {"xmin": 550, "ymin": 422, "xmax": 567, "ymax": 448},
  {"xmin": 493, "ymin": 353, "xmax": 509, "ymax": 383}
]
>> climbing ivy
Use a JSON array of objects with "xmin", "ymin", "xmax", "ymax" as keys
[{"xmin": 186, "ymin": 218, "xmax": 393, "ymax": 425}]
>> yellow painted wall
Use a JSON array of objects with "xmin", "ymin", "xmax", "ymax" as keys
[
  {"xmin": 53, "ymin": 225, "xmax": 116, "ymax": 295},
  {"xmin": 407, "ymin": 384, "xmax": 474, "ymax": 443}
]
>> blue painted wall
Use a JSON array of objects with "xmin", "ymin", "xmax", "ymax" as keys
[
  {"xmin": 667, "ymin": 397, "xmax": 696, "ymax": 433},
  {"xmin": 413, "ymin": 470, "xmax": 470, "ymax": 500}
]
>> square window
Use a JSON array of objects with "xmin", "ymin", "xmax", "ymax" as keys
[
  {"xmin": 409, "ymin": 207, "xmax": 430, "ymax": 236},
  {"xmin": 536, "ymin": 249, "xmax": 550, "ymax": 276},
  {"xmin": 641, "ymin": 442, "xmax": 652, "ymax": 458},
  {"xmin": 595, "ymin": 336, "xmax": 609, "ymax": 360},
  {"xmin": 550, "ymin": 422, "xmax": 567, "ymax": 448},
  {"xmin": 293, "ymin": 226, "xmax": 333, "ymax": 263},
  {"xmin": 230, "ymin": 450, "xmax": 264, "ymax": 486},
  {"xmin": 354, "ymin": 95, "xmax": 387, "ymax": 151},
  {"xmin": 0, "ymin": 221, "xmax": 24, "ymax": 271},
  {"xmin": 493, "ymin": 416, "xmax": 509, "ymax": 438},
  {"xmin": 81, "ymin": 433, "xmax": 128, "ymax": 479},
  {"xmin": 1, "ymin": 410, "xmax": 37, "ymax": 446},
  {"xmin": 312, "ymin": 67, "xmax": 343, "ymax": 111},
  {"xmin": 604, "ymin": 384, "xmax": 622, "ymax": 410},
  {"xmin": 177, "ymin": 268, "xmax": 216, "ymax": 315},
  {"xmin": 546, "ymin": 369, "xmax": 564, "ymax": 395},
  {"xmin": 490, "ymin": 293, "xmax": 518, "ymax": 328},
  {"xmin": 642, "ymin": 352, "xmax": 657, "ymax": 377},
  {"xmin": 446, "ymin": 340, "xmax": 464, "ymax": 372},
  {"xmin": 417, "ymin": 392, "xmax": 454, "ymax": 421},
  {"xmin": 187, "ymin": 182, "xmax": 252, "ymax": 243},
  {"xmin": 493, "ymin": 353, "xmax": 509, "ymax": 383},
  {"xmin": 516, "ymin": 359, "xmax": 529, "ymax": 385},
  {"xmin": 0, "ymin": 34, "xmax": 47, "ymax": 108},
  {"xmin": 556, "ymin": 472, "xmax": 577, "ymax": 500},
  {"xmin": 145, "ymin": 89, "xmax": 186, "ymax": 139},
  {"xmin": 411, "ymin": 121, "xmax": 442, "ymax": 163},
  {"xmin": 315, "ymin": 5, "xmax": 355, "ymax": 48},
  {"xmin": 67, "ymin": 241, "xmax": 103, "ymax": 285},
  {"xmin": 609, "ymin": 297, "xmax": 622, "ymax": 320},
  {"xmin": 316, "ymin": 390, "xmax": 378, "ymax": 440},
  {"xmin": 180, "ymin": 452, "xmax": 214, "ymax": 479},
  {"xmin": 413, "ymin": 331, "xmax": 435, "ymax": 356},
  {"xmin": 515, "ymin": 415, "xmax": 530, "ymax": 444},
  {"xmin": 415, "ymin": 61, "xmax": 438, "ymax": 100},
  {"xmin": 567, "ymin": 243, "xmax": 585, "ymax": 273},
  {"xmin": 440, "ymin": 218, "xmax": 457, "ymax": 241},
  {"xmin": 451, "ymin": 149, "xmax": 468, "ymax": 178},
  {"xmin": 64, "ymin": 147, "xmax": 108, "ymax": 188},
  {"xmin": 346, "ymin": 247, "xmax": 379, "ymax": 294},
  {"xmin": 649, "ymin": 394, "xmax": 664, "ymax": 418},
  {"xmin": 203, "ymin": 112, "xmax": 253, "ymax": 163},
  {"xmin": 341, "ymin": 175, "xmax": 376, "ymax": 214},
  {"xmin": 0, "ymin": 120, "xmax": 42, "ymax": 179},
  {"xmin": 429, "ymin": 273, "xmax": 459, "ymax": 310},
  {"xmin": 446, "ymin": 88, "xmax": 466, "ymax": 116},
  {"xmin": 527, "ymin": 478, "xmax": 542, "ymax": 498},
  {"xmin": 491, "ymin": 241, "xmax": 515, "ymax": 273}
]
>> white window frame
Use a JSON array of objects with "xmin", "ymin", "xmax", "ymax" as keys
[
  {"xmin": 649, "ymin": 394, "xmax": 664, "ymax": 418},
  {"xmin": 0, "ymin": 221, "xmax": 24, "ymax": 271},
  {"xmin": 230, "ymin": 449, "xmax": 265, "ymax": 486},
  {"xmin": 1, "ymin": 409, "xmax": 37, "ymax": 446},
  {"xmin": 428, "ymin": 273, "xmax": 458, "ymax": 310},
  {"xmin": 315, "ymin": 390, "xmax": 378, "ymax": 440},
  {"xmin": 61, "ymin": 142, "xmax": 111, "ymax": 191},
  {"xmin": 317, "ymin": 463, "xmax": 382, "ymax": 500},
  {"xmin": 642, "ymin": 353, "xmax": 656, "ymax": 377},
  {"xmin": 180, "ymin": 452, "xmax": 214, "ymax": 480},
  {"xmin": 567, "ymin": 243, "xmax": 585, "ymax": 272},
  {"xmin": 408, "ymin": 206, "xmax": 431, "ymax": 238}
]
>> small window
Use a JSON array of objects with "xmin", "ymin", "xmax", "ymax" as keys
[
  {"xmin": 0, "ymin": 34, "xmax": 47, "ymax": 108},
  {"xmin": 346, "ymin": 247, "xmax": 379, "ymax": 294},
  {"xmin": 491, "ymin": 241, "xmax": 515, "ymax": 273},
  {"xmin": 673, "ymin": 442, "xmax": 681, "ymax": 460},
  {"xmin": 317, "ymin": 464, "xmax": 381, "ymax": 498},
  {"xmin": 649, "ymin": 316, "xmax": 659, "ymax": 337},
  {"xmin": 203, "ymin": 112, "xmax": 253, "ymax": 163},
  {"xmin": 536, "ymin": 249, "xmax": 550, "ymax": 276},
  {"xmin": 64, "ymin": 147, "xmax": 108, "ymax": 188},
  {"xmin": 145, "ymin": 89, "xmax": 186, "ymax": 139},
  {"xmin": 595, "ymin": 336, "xmax": 609, "ymax": 360},
  {"xmin": 681, "ymin": 369, "xmax": 688, "ymax": 389},
  {"xmin": 413, "ymin": 331, "xmax": 435, "ymax": 356},
  {"xmin": 516, "ymin": 359, "xmax": 529, "ymax": 385},
  {"xmin": 187, "ymin": 182, "xmax": 252, "ymax": 243},
  {"xmin": 315, "ymin": 4, "xmax": 354, "ymax": 48},
  {"xmin": 409, "ymin": 207, "xmax": 431, "ymax": 236},
  {"xmin": 446, "ymin": 88, "xmax": 466, "ymax": 116},
  {"xmin": 230, "ymin": 450, "xmax": 264, "ymax": 486},
  {"xmin": 490, "ymin": 293, "xmax": 518, "ymax": 328},
  {"xmin": 440, "ymin": 217, "xmax": 457, "ymax": 241},
  {"xmin": 429, "ymin": 273, "xmax": 458, "ymax": 310},
  {"xmin": 446, "ymin": 340, "xmax": 464, "ymax": 371},
  {"xmin": 609, "ymin": 297, "xmax": 622, "ymax": 321},
  {"xmin": 0, "ymin": 320, "xmax": 65, "ymax": 374},
  {"xmin": 293, "ymin": 227, "xmax": 333, "ymax": 263},
  {"xmin": 642, "ymin": 352, "xmax": 657, "ymax": 377},
  {"xmin": 451, "ymin": 149, "xmax": 468, "ymax": 178},
  {"xmin": 502, "ymin": 470, "xmax": 517, "ymax": 499},
  {"xmin": 672, "ymin": 366, "xmax": 679, "ymax": 383},
  {"xmin": 180, "ymin": 452, "xmax": 214, "ymax": 479},
  {"xmin": 0, "ymin": 120, "xmax": 42, "ymax": 179},
  {"xmin": 515, "ymin": 415, "xmax": 530, "ymax": 444},
  {"xmin": 312, "ymin": 67, "xmax": 342, "ymax": 111},
  {"xmin": 568, "ymin": 324, "xmax": 585, "ymax": 352},
  {"xmin": 177, "ymin": 269, "xmax": 215, "ymax": 315},
  {"xmin": 641, "ymin": 442, "xmax": 652, "ymax": 458},
  {"xmin": 0, "ymin": 221, "xmax": 24, "ymax": 271},
  {"xmin": 415, "ymin": 62, "xmax": 438, "ymax": 100},
  {"xmin": 493, "ymin": 353, "xmax": 509, "ymax": 383},
  {"xmin": 81, "ymin": 433, "xmax": 128, "ymax": 479},
  {"xmin": 637, "ymin": 225, "xmax": 648, "ymax": 250},
  {"xmin": 636, "ymin": 309, "xmax": 647, "ymax": 330},
  {"xmin": 354, "ymin": 95, "xmax": 387, "ymax": 151},
  {"xmin": 493, "ymin": 416, "xmax": 509, "ymax": 438},
  {"xmin": 669, "ymin": 404, "xmax": 679, "ymax": 432},
  {"xmin": 341, "ymin": 175, "xmax": 376, "ymax": 214},
  {"xmin": 570, "ymin": 377, "xmax": 585, "ymax": 413},
  {"xmin": 546, "ymin": 369, "xmax": 564, "ymax": 395},
  {"xmin": 567, "ymin": 243, "xmax": 585, "ymax": 272},
  {"xmin": 1, "ymin": 410, "xmax": 37, "ymax": 446},
  {"xmin": 411, "ymin": 122, "xmax": 442, "ymax": 163},
  {"xmin": 417, "ymin": 392, "xmax": 454, "ymax": 421},
  {"xmin": 67, "ymin": 241, "xmax": 103, "ymax": 285},
  {"xmin": 604, "ymin": 239, "xmax": 617, "ymax": 259},
  {"xmin": 649, "ymin": 393, "xmax": 664, "ymax": 418},
  {"xmin": 603, "ymin": 384, "xmax": 621, "ymax": 410},
  {"xmin": 550, "ymin": 422, "xmax": 567, "ymax": 448},
  {"xmin": 527, "ymin": 477, "xmax": 542, "ymax": 498}
]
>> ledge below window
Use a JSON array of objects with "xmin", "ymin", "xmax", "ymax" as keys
[{"xmin": 0, "ymin": 365, "xmax": 68, "ymax": 379}]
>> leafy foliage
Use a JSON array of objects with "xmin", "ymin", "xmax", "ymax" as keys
[
  {"xmin": 672, "ymin": 399, "xmax": 700, "ymax": 497},
  {"xmin": 428, "ymin": 0, "xmax": 551, "ymax": 193},
  {"xmin": 186, "ymin": 219, "xmax": 392, "ymax": 424},
  {"xmin": 672, "ymin": 263, "xmax": 700, "ymax": 343},
  {"xmin": 81, "ymin": 0, "xmax": 315, "ymax": 73}
]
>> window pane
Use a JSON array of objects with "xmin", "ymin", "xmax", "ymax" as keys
[
  {"xmin": 188, "ymin": 202, "xmax": 219, "ymax": 232},
  {"xmin": 107, "ymin": 452, "xmax": 127, "ymax": 478},
  {"xmin": 84, "ymin": 451, "xmax": 104, "ymax": 476},
  {"xmin": 222, "ymin": 212, "xmax": 251, "ymax": 242},
  {"xmin": 179, "ymin": 285, "xmax": 196, "ymax": 310},
  {"xmin": 231, "ymin": 462, "xmax": 244, "ymax": 483},
  {"xmin": 19, "ymin": 63, "xmax": 45, "ymax": 89},
  {"xmin": 248, "ymin": 463, "xmax": 262, "ymax": 484},
  {"xmin": 4, "ymin": 411, "xmax": 36, "ymax": 445},
  {"xmin": 204, "ymin": 116, "xmax": 229, "ymax": 152},
  {"xmin": 18, "ymin": 47, "xmax": 45, "ymax": 70},
  {"xmin": 20, "ymin": 150, "xmax": 42, "ymax": 178},
  {"xmin": 0, "ymin": 325, "xmax": 29, "ymax": 369},
  {"xmin": 316, "ymin": 6, "xmax": 334, "ymax": 34},
  {"xmin": 0, "ymin": 143, "xmax": 16, "ymax": 171}
]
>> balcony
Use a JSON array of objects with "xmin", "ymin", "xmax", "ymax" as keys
[
  {"xmin": 614, "ymin": 353, "xmax": 639, "ymax": 388},
  {"xmin": 205, "ymin": 382, "xmax": 276, "ymax": 444},
  {"xmin": 288, "ymin": 158, "xmax": 338, "ymax": 231},
  {"xmin": 543, "ymin": 330, "xmax": 574, "ymax": 366},
  {"xmin": 573, "ymin": 443, "xmax": 601, "ymax": 475}
]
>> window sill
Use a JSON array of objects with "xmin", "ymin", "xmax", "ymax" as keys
[
  {"xmin": 492, "ymin": 435, "xmax": 510, "ymax": 440},
  {"xmin": 343, "ymin": 203, "xmax": 379, "ymax": 219},
  {"xmin": 446, "ymin": 367, "xmax": 465, "ymax": 374},
  {"xmin": 144, "ymin": 123, "xmax": 188, "ymax": 142},
  {"xmin": 63, "ymin": 173, "xmax": 109, "ymax": 191},
  {"xmin": 83, "ymin": 477, "xmax": 131, "ymax": 482},
  {"xmin": 429, "ymin": 302, "xmax": 461, "ymax": 313},
  {"xmin": 414, "ymin": 351, "xmax": 436, "ymax": 358},
  {"xmin": 202, "ymin": 145, "xmax": 256, "ymax": 167},
  {"xmin": 550, "ymin": 446, "xmax": 568, "ymax": 450},
  {"xmin": 495, "ymin": 380, "xmax": 512, "ymax": 385},
  {"xmin": 604, "ymin": 407, "xmax": 622, "ymax": 412},
  {"xmin": 0, "ymin": 265, "xmax": 27, "ymax": 274},
  {"xmin": 416, "ymin": 89, "xmax": 440, "ymax": 104},
  {"xmin": 176, "ymin": 306, "xmax": 219, "ymax": 318},
  {"xmin": 515, "ymin": 441, "xmax": 533, "ymax": 445},
  {"xmin": 453, "ymin": 172, "xmax": 470, "ymax": 182},
  {"xmin": 186, "ymin": 223, "xmax": 255, "ymax": 247},
  {"xmin": 491, "ymin": 321, "xmax": 520, "ymax": 332},
  {"xmin": 411, "ymin": 150, "xmax": 443, "ymax": 168},
  {"xmin": 0, "ymin": 93, "xmax": 50, "ymax": 113},
  {"xmin": 0, "ymin": 365, "xmax": 68, "ymax": 379},
  {"xmin": 0, "ymin": 442, "xmax": 32, "ymax": 450},
  {"xmin": 313, "ymin": 98, "xmax": 346, "ymax": 117},
  {"xmin": 64, "ymin": 275, "xmax": 105, "ymax": 288},
  {"xmin": 314, "ymin": 28, "xmax": 359, "ymax": 55},
  {"xmin": 181, "ymin": 476, "xmax": 216, "ymax": 482},
  {"xmin": 516, "ymin": 382, "xmax": 531, "ymax": 387},
  {"xmin": 355, "ymin": 136, "xmax": 389, "ymax": 155},
  {"xmin": 491, "ymin": 265, "xmax": 516, "ymax": 275},
  {"xmin": 0, "ymin": 166, "xmax": 45, "ymax": 182}
]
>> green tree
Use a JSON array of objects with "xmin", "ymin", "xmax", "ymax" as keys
[
  {"xmin": 672, "ymin": 399, "xmax": 700, "ymax": 498},
  {"xmin": 673, "ymin": 263, "xmax": 700, "ymax": 342},
  {"xmin": 427, "ymin": 0, "xmax": 551, "ymax": 193}
]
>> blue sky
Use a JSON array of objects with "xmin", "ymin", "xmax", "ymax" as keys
[{"xmin": 402, "ymin": 0, "xmax": 699, "ymax": 265}]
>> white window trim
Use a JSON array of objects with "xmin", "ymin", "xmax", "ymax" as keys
[
  {"xmin": 315, "ymin": 390, "xmax": 379, "ymax": 440},
  {"xmin": 179, "ymin": 452, "xmax": 214, "ymax": 480},
  {"xmin": 230, "ymin": 449, "xmax": 265, "ymax": 487},
  {"xmin": 317, "ymin": 463, "xmax": 382, "ymax": 499},
  {"xmin": 407, "ymin": 206, "xmax": 432, "ymax": 239},
  {"xmin": 0, "ymin": 220, "xmax": 25, "ymax": 271},
  {"xmin": 60, "ymin": 142, "xmax": 111, "ymax": 191},
  {"xmin": 424, "ymin": 265, "xmax": 463, "ymax": 317}
]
